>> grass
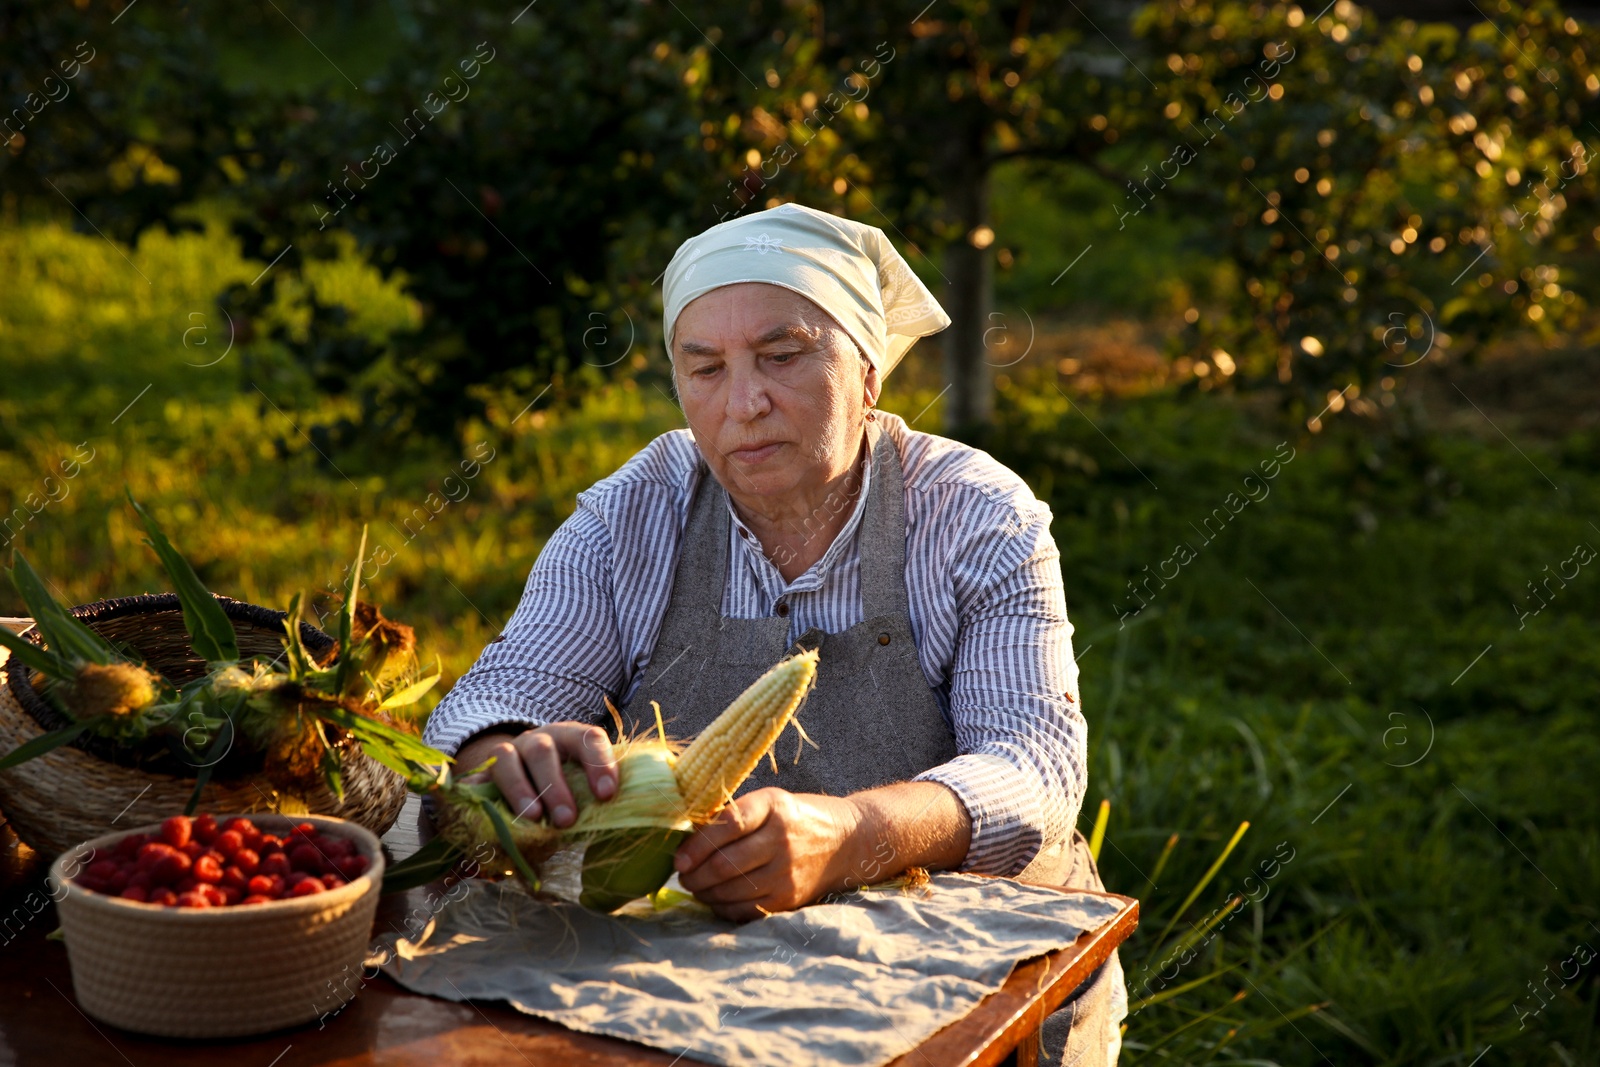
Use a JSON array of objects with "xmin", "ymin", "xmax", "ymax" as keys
[{"xmin": 2, "ymin": 215, "xmax": 1597, "ymax": 1065}]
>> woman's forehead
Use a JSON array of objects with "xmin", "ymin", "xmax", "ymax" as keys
[{"xmin": 674, "ymin": 283, "xmax": 845, "ymax": 353}]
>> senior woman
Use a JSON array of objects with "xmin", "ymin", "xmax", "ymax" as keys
[{"xmin": 423, "ymin": 202, "xmax": 1126, "ymax": 1065}]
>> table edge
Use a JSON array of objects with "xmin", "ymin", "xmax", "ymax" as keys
[{"xmin": 884, "ymin": 889, "xmax": 1141, "ymax": 1067}]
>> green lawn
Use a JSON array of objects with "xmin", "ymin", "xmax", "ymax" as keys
[{"xmin": 1, "ymin": 217, "xmax": 1596, "ymax": 1065}]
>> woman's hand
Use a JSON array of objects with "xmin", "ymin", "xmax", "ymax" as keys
[
  {"xmin": 454, "ymin": 722, "xmax": 618, "ymax": 829},
  {"xmin": 673, "ymin": 780, "xmax": 973, "ymax": 921},
  {"xmin": 673, "ymin": 788, "xmax": 863, "ymax": 921}
]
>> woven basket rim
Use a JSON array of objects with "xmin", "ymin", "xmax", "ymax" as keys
[
  {"xmin": 47, "ymin": 812, "xmax": 386, "ymax": 921},
  {"xmin": 4, "ymin": 592, "xmax": 337, "ymax": 776}
]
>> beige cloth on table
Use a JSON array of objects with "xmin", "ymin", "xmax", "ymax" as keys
[{"xmin": 369, "ymin": 872, "xmax": 1124, "ymax": 1067}]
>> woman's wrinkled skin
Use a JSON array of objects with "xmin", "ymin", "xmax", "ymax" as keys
[{"xmin": 671, "ymin": 282, "xmax": 878, "ymax": 582}]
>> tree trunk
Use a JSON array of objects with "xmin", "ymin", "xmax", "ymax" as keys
[{"xmin": 940, "ymin": 135, "xmax": 994, "ymax": 434}]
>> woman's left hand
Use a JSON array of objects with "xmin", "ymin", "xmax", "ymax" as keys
[{"xmin": 673, "ymin": 788, "xmax": 864, "ymax": 921}]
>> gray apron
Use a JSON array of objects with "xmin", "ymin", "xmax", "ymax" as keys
[{"xmin": 618, "ymin": 420, "xmax": 1121, "ymax": 1065}]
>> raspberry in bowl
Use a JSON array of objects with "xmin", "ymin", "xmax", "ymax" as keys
[{"xmin": 48, "ymin": 812, "xmax": 385, "ymax": 1038}]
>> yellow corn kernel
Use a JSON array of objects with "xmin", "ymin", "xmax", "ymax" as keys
[{"xmin": 674, "ymin": 648, "xmax": 819, "ymax": 821}]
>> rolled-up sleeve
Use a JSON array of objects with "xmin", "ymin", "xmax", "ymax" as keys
[
  {"xmin": 913, "ymin": 494, "xmax": 1086, "ymax": 877},
  {"xmin": 422, "ymin": 508, "xmax": 627, "ymax": 757}
]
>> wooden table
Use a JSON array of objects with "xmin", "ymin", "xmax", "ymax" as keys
[{"xmin": 0, "ymin": 795, "xmax": 1137, "ymax": 1066}]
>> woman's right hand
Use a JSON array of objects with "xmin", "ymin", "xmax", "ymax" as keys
[{"xmin": 453, "ymin": 722, "xmax": 618, "ymax": 829}]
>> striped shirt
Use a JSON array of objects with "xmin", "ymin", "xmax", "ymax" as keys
[{"xmin": 423, "ymin": 411, "xmax": 1087, "ymax": 877}]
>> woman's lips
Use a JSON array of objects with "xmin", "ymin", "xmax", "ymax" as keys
[{"xmin": 730, "ymin": 442, "xmax": 784, "ymax": 464}]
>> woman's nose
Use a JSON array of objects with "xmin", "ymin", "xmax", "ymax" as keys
[{"xmin": 725, "ymin": 364, "xmax": 772, "ymax": 421}]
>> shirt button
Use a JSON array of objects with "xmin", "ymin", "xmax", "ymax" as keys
[
  {"xmin": 775, "ymin": 600, "xmax": 790, "ymax": 617},
  {"xmin": 878, "ymin": 632, "xmax": 891, "ymax": 645}
]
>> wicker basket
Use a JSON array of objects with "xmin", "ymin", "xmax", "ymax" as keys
[
  {"xmin": 0, "ymin": 594, "xmax": 409, "ymax": 858},
  {"xmin": 49, "ymin": 813, "xmax": 384, "ymax": 1038}
]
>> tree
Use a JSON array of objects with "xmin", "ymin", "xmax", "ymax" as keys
[
  {"xmin": 702, "ymin": 2, "xmax": 1129, "ymax": 432},
  {"xmin": 1124, "ymin": 0, "xmax": 1598, "ymax": 428},
  {"xmin": 216, "ymin": 0, "xmax": 760, "ymax": 440}
]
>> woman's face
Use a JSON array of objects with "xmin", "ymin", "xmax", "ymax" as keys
[{"xmin": 672, "ymin": 283, "xmax": 880, "ymax": 503}]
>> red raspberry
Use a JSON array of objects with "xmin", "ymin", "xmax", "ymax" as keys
[
  {"xmin": 108, "ymin": 867, "xmax": 131, "ymax": 892},
  {"xmin": 293, "ymin": 822, "xmax": 317, "ymax": 838},
  {"xmin": 240, "ymin": 894, "xmax": 275, "ymax": 905},
  {"xmin": 174, "ymin": 876, "xmax": 198, "ymax": 894},
  {"xmin": 181, "ymin": 841, "xmax": 204, "ymax": 859},
  {"xmin": 256, "ymin": 834, "xmax": 284, "ymax": 852},
  {"xmin": 149, "ymin": 888, "xmax": 178, "ymax": 907},
  {"xmin": 126, "ymin": 871, "xmax": 152, "ymax": 891},
  {"xmin": 320, "ymin": 874, "xmax": 347, "ymax": 890},
  {"xmin": 175, "ymin": 890, "xmax": 210, "ymax": 908},
  {"xmin": 193, "ymin": 813, "xmax": 218, "ymax": 844},
  {"xmin": 213, "ymin": 830, "xmax": 244, "ymax": 858},
  {"xmin": 260, "ymin": 852, "xmax": 292, "ymax": 879},
  {"xmin": 75, "ymin": 876, "xmax": 109, "ymax": 894},
  {"xmin": 152, "ymin": 850, "xmax": 192, "ymax": 886},
  {"xmin": 232, "ymin": 848, "xmax": 260, "ymax": 876},
  {"xmin": 193, "ymin": 855, "xmax": 224, "ymax": 884},
  {"xmin": 335, "ymin": 854, "xmax": 370, "ymax": 879},
  {"xmin": 288, "ymin": 877, "xmax": 324, "ymax": 897},
  {"xmin": 248, "ymin": 873, "xmax": 285, "ymax": 897},
  {"xmin": 289, "ymin": 843, "xmax": 325, "ymax": 874},
  {"xmin": 114, "ymin": 832, "xmax": 150, "ymax": 859},
  {"xmin": 159, "ymin": 815, "xmax": 192, "ymax": 849},
  {"xmin": 320, "ymin": 836, "xmax": 356, "ymax": 861},
  {"xmin": 136, "ymin": 841, "xmax": 173, "ymax": 871},
  {"xmin": 198, "ymin": 884, "xmax": 227, "ymax": 906},
  {"xmin": 119, "ymin": 886, "xmax": 149, "ymax": 903},
  {"xmin": 86, "ymin": 858, "xmax": 120, "ymax": 881},
  {"xmin": 221, "ymin": 865, "xmax": 249, "ymax": 891}
]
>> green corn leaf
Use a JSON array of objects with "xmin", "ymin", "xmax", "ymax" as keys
[
  {"xmin": 377, "ymin": 670, "xmax": 442, "ymax": 710},
  {"xmin": 183, "ymin": 714, "xmax": 234, "ymax": 816},
  {"xmin": 316, "ymin": 703, "xmax": 449, "ymax": 767},
  {"xmin": 353, "ymin": 734, "xmax": 443, "ymax": 794},
  {"xmin": 0, "ymin": 718, "xmax": 97, "ymax": 771},
  {"xmin": 9, "ymin": 552, "xmax": 114, "ymax": 666},
  {"xmin": 126, "ymin": 491, "xmax": 239, "ymax": 664},
  {"xmin": 321, "ymin": 746, "xmax": 346, "ymax": 803},
  {"xmin": 281, "ymin": 591, "xmax": 313, "ymax": 682},
  {"xmin": 581, "ymin": 827, "xmax": 688, "ymax": 913},
  {"xmin": 479, "ymin": 794, "xmax": 542, "ymax": 890},
  {"xmin": 0, "ymin": 624, "xmax": 75, "ymax": 682},
  {"xmin": 332, "ymin": 525, "xmax": 368, "ymax": 698},
  {"xmin": 382, "ymin": 835, "xmax": 467, "ymax": 894}
]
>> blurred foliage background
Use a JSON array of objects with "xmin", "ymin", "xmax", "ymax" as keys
[{"xmin": 2, "ymin": 0, "xmax": 1598, "ymax": 1063}]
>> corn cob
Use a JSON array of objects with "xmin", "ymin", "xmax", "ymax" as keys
[
  {"xmin": 426, "ymin": 648, "xmax": 820, "ymax": 911},
  {"xmin": 673, "ymin": 647, "xmax": 819, "ymax": 822}
]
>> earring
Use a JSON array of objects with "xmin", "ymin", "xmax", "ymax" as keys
[{"xmin": 865, "ymin": 407, "xmax": 877, "ymax": 422}]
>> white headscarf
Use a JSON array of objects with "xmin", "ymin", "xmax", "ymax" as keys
[{"xmin": 661, "ymin": 203, "xmax": 950, "ymax": 378}]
